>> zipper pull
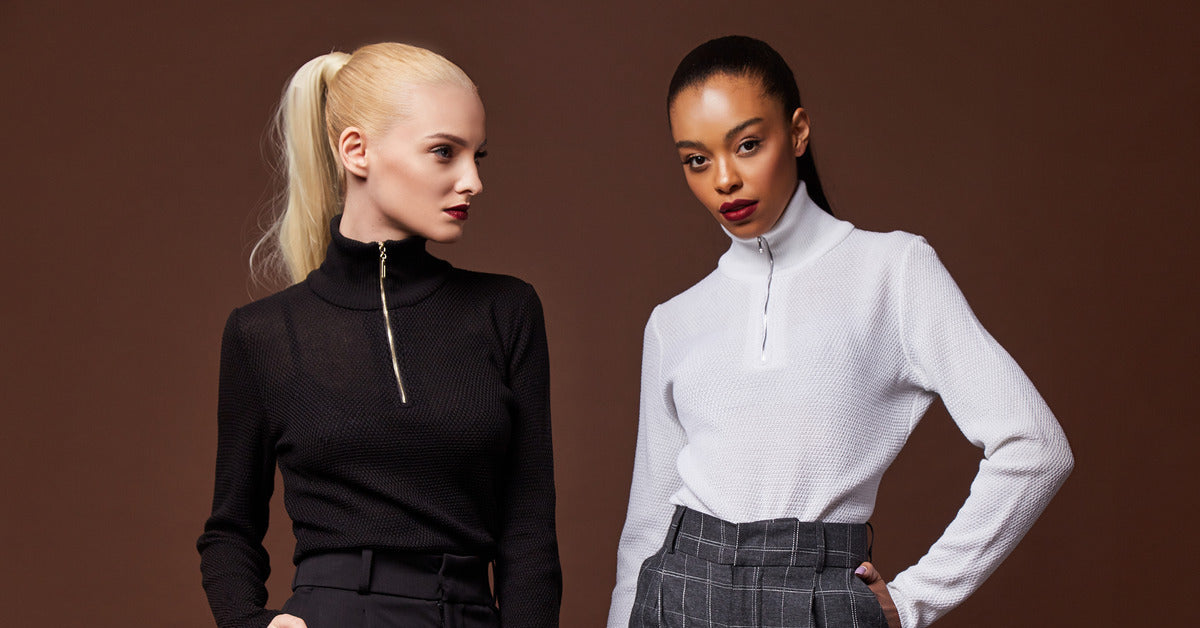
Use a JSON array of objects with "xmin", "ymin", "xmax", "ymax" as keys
[
  {"xmin": 756, "ymin": 235, "xmax": 774, "ymax": 363},
  {"xmin": 377, "ymin": 241, "xmax": 409, "ymax": 404}
]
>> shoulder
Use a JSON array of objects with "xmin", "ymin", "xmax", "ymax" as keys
[
  {"xmin": 445, "ymin": 268, "xmax": 540, "ymax": 307},
  {"xmin": 230, "ymin": 280, "xmax": 308, "ymax": 316},
  {"xmin": 442, "ymin": 269, "xmax": 545, "ymax": 334},
  {"xmin": 220, "ymin": 281, "xmax": 312, "ymax": 345},
  {"xmin": 447, "ymin": 267, "xmax": 536, "ymax": 294},
  {"xmin": 839, "ymin": 226, "xmax": 931, "ymax": 266},
  {"xmin": 651, "ymin": 268, "xmax": 722, "ymax": 322},
  {"xmin": 823, "ymin": 227, "xmax": 953, "ymax": 292}
]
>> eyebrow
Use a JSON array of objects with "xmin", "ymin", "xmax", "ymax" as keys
[
  {"xmin": 425, "ymin": 132, "xmax": 488, "ymax": 152},
  {"xmin": 674, "ymin": 117, "xmax": 765, "ymax": 150}
]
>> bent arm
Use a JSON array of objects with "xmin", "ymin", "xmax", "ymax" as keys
[{"xmin": 887, "ymin": 239, "xmax": 1073, "ymax": 628}]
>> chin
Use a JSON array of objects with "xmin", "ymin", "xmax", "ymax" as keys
[
  {"xmin": 724, "ymin": 221, "xmax": 767, "ymax": 239},
  {"xmin": 425, "ymin": 228, "xmax": 466, "ymax": 244}
]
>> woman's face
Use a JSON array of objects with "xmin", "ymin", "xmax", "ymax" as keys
[
  {"xmin": 342, "ymin": 82, "xmax": 487, "ymax": 243},
  {"xmin": 669, "ymin": 73, "xmax": 809, "ymax": 239}
]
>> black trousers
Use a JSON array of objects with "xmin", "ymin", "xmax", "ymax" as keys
[{"xmin": 281, "ymin": 549, "xmax": 499, "ymax": 628}]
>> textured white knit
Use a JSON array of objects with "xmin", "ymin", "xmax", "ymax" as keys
[{"xmin": 607, "ymin": 183, "xmax": 1073, "ymax": 628}]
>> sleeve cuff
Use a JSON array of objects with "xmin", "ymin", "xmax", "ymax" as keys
[{"xmin": 887, "ymin": 582, "xmax": 916, "ymax": 628}]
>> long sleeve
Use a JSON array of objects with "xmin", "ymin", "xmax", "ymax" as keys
[
  {"xmin": 494, "ymin": 284, "xmax": 562, "ymax": 627},
  {"xmin": 607, "ymin": 309, "xmax": 688, "ymax": 628},
  {"xmin": 196, "ymin": 308, "xmax": 280, "ymax": 628},
  {"xmin": 887, "ymin": 238, "xmax": 1074, "ymax": 628}
]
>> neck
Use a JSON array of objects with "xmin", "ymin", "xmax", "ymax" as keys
[
  {"xmin": 340, "ymin": 188, "xmax": 414, "ymax": 243},
  {"xmin": 306, "ymin": 214, "xmax": 451, "ymax": 310},
  {"xmin": 717, "ymin": 181, "xmax": 854, "ymax": 278}
]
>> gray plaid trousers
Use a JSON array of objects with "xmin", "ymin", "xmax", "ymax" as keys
[{"xmin": 629, "ymin": 506, "xmax": 887, "ymax": 628}]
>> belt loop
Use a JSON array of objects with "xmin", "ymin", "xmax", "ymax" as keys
[
  {"xmin": 436, "ymin": 554, "xmax": 454, "ymax": 628},
  {"xmin": 789, "ymin": 519, "xmax": 799, "ymax": 567},
  {"xmin": 814, "ymin": 524, "xmax": 826, "ymax": 573},
  {"xmin": 358, "ymin": 549, "xmax": 374, "ymax": 594},
  {"xmin": 436, "ymin": 553, "xmax": 449, "ymax": 600},
  {"xmin": 865, "ymin": 522, "xmax": 875, "ymax": 563},
  {"xmin": 667, "ymin": 506, "xmax": 686, "ymax": 553}
]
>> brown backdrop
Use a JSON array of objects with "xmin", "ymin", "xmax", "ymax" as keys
[{"xmin": 3, "ymin": 1, "xmax": 1197, "ymax": 626}]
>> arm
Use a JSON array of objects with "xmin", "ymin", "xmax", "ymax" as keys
[
  {"xmin": 886, "ymin": 238, "xmax": 1074, "ymax": 628},
  {"xmin": 196, "ymin": 308, "xmax": 282, "ymax": 628},
  {"xmin": 493, "ymin": 284, "xmax": 563, "ymax": 628},
  {"xmin": 607, "ymin": 309, "xmax": 688, "ymax": 628}
]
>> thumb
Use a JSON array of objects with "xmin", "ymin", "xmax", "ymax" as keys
[{"xmin": 855, "ymin": 561, "xmax": 882, "ymax": 585}]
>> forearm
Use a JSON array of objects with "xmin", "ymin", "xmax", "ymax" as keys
[
  {"xmin": 197, "ymin": 530, "xmax": 280, "ymax": 628},
  {"xmin": 608, "ymin": 309, "xmax": 686, "ymax": 628},
  {"xmin": 888, "ymin": 432, "xmax": 1072, "ymax": 628}
]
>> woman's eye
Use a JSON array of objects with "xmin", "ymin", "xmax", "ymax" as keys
[
  {"xmin": 737, "ymin": 139, "xmax": 760, "ymax": 153},
  {"xmin": 432, "ymin": 146, "xmax": 453, "ymax": 159},
  {"xmin": 683, "ymin": 155, "xmax": 708, "ymax": 168}
]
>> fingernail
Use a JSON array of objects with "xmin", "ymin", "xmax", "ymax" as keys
[{"xmin": 855, "ymin": 566, "xmax": 867, "ymax": 576}]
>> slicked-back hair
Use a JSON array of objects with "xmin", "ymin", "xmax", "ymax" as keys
[{"xmin": 668, "ymin": 36, "xmax": 833, "ymax": 215}]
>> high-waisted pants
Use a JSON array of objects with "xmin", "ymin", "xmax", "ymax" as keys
[
  {"xmin": 629, "ymin": 506, "xmax": 888, "ymax": 628},
  {"xmin": 280, "ymin": 549, "xmax": 498, "ymax": 628}
]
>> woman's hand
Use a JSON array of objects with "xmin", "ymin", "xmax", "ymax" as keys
[
  {"xmin": 268, "ymin": 613, "xmax": 308, "ymax": 628},
  {"xmin": 855, "ymin": 562, "xmax": 902, "ymax": 628}
]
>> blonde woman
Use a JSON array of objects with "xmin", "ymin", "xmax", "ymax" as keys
[{"xmin": 197, "ymin": 43, "xmax": 561, "ymax": 628}]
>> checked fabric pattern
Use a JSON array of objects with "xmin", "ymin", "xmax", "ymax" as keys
[{"xmin": 630, "ymin": 507, "xmax": 887, "ymax": 628}]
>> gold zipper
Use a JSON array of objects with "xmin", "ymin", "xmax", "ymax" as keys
[{"xmin": 378, "ymin": 242, "xmax": 409, "ymax": 404}]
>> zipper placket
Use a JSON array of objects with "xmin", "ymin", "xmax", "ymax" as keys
[
  {"xmin": 756, "ymin": 235, "xmax": 775, "ymax": 362},
  {"xmin": 378, "ymin": 242, "xmax": 409, "ymax": 404}
]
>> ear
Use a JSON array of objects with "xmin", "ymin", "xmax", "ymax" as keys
[
  {"xmin": 338, "ymin": 127, "xmax": 369, "ymax": 179},
  {"xmin": 790, "ymin": 108, "xmax": 811, "ymax": 157}
]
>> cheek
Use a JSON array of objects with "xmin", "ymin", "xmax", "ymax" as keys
[
  {"xmin": 374, "ymin": 157, "xmax": 430, "ymax": 201},
  {"xmin": 743, "ymin": 155, "xmax": 777, "ymax": 188},
  {"xmin": 377, "ymin": 155, "xmax": 410, "ymax": 182},
  {"xmin": 768, "ymin": 151, "xmax": 797, "ymax": 191}
]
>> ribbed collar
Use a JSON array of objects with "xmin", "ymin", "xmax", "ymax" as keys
[
  {"xmin": 717, "ymin": 181, "xmax": 855, "ymax": 279},
  {"xmin": 307, "ymin": 214, "xmax": 452, "ymax": 310}
]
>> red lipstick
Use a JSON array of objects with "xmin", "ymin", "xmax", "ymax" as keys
[
  {"xmin": 719, "ymin": 199, "xmax": 758, "ymax": 222},
  {"xmin": 444, "ymin": 204, "xmax": 469, "ymax": 221}
]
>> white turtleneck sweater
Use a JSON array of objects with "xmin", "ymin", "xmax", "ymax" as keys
[{"xmin": 607, "ymin": 183, "xmax": 1073, "ymax": 628}]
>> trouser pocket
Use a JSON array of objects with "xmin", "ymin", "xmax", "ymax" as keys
[
  {"xmin": 843, "ymin": 569, "xmax": 889, "ymax": 628},
  {"xmin": 630, "ymin": 546, "xmax": 668, "ymax": 627}
]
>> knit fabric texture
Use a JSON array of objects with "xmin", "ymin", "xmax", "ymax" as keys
[
  {"xmin": 198, "ymin": 216, "xmax": 561, "ymax": 628},
  {"xmin": 608, "ymin": 184, "xmax": 1073, "ymax": 628}
]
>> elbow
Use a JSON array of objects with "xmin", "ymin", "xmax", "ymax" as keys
[
  {"xmin": 1053, "ymin": 439, "xmax": 1075, "ymax": 485},
  {"xmin": 996, "ymin": 430, "xmax": 1074, "ymax": 489},
  {"xmin": 1038, "ymin": 431, "xmax": 1074, "ymax": 490}
]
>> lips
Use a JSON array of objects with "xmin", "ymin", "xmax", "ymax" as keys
[
  {"xmin": 444, "ymin": 204, "xmax": 469, "ymax": 221},
  {"xmin": 719, "ymin": 199, "xmax": 758, "ymax": 222}
]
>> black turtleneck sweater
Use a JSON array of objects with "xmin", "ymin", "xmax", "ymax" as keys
[{"xmin": 197, "ymin": 217, "xmax": 561, "ymax": 628}]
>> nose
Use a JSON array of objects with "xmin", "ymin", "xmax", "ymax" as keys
[
  {"xmin": 714, "ymin": 158, "xmax": 741, "ymax": 195},
  {"xmin": 457, "ymin": 161, "xmax": 483, "ymax": 198}
]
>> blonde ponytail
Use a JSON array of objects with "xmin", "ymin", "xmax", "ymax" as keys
[
  {"xmin": 252, "ymin": 52, "xmax": 350, "ymax": 286},
  {"xmin": 251, "ymin": 43, "xmax": 476, "ymax": 287}
]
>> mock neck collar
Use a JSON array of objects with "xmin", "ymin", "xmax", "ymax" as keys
[
  {"xmin": 717, "ymin": 181, "xmax": 854, "ymax": 279},
  {"xmin": 307, "ymin": 214, "xmax": 451, "ymax": 310}
]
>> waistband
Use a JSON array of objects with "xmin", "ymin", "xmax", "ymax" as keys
[
  {"xmin": 293, "ymin": 549, "xmax": 493, "ymax": 604},
  {"xmin": 663, "ymin": 506, "xmax": 872, "ymax": 570}
]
